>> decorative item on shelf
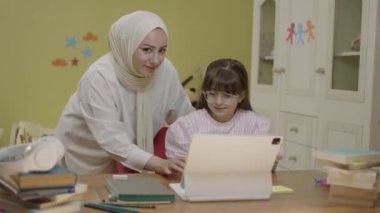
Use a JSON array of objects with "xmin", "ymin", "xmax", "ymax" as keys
[
  {"xmin": 260, "ymin": 32, "xmax": 274, "ymax": 59},
  {"xmin": 181, "ymin": 67, "xmax": 205, "ymax": 87},
  {"xmin": 350, "ymin": 34, "xmax": 361, "ymax": 51},
  {"xmin": 182, "ymin": 66, "xmax": 205, "ymax": 107},
  {"xmin": 9, "ymin": 121, "xmax": 54, "ymax": 145},
  {"xmin": 186, "ymin": 87, "xmax": 198, "ymax": 107},
  {"xmin": 0, "ymin": 128, "xmax": 3, "ymax": 144}
]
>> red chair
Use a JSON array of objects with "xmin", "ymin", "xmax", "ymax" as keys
[{"xmin": 115, "ymin": 127, "xmax": 168, "ymax": 174}]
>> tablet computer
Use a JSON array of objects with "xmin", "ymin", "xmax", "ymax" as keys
[{"xmin": 170, "ymin": 134, "xmax": 283, "ymax": 202}]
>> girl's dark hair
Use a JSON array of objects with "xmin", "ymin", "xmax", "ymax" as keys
[{"xmin": 196, "ymin": 58, "xmax": 253, "ymax": 111}]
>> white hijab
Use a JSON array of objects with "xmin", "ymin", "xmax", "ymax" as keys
[{"xmin": 108, "ymin": 11, "xmax": 168, "ymax": 154}]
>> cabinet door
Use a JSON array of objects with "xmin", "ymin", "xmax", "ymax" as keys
[
  {"xmin": 251, "ymin": 0, "xmax": 280, "ymax": 131},
  {"xmin": 277, "ymin": 0, "xmax": 320, "ymax": 116},
  {"xmin": 324, "ymin": 0, "xmax": 366, "ymax": 102},
  {"xmin": 317, "ymin": 0, "xmax": 374, "ymax": 150},
  {"xmin": 251, "ymin": 0, "xmax": 278, "ymax": 93},
  {"xmin": 319, "ymin": 120, "xmax": 363, "ymax": 149}
]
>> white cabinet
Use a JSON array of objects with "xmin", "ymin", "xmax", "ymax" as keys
[
  {"xmin": 251, "ymin": 0, "xmax": 380, "ymax": 170},
  {"xmin": 280, "ymin": 112, "xmax": 317, "ymax": 170}
]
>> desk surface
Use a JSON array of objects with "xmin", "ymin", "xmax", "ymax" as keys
[{"xmin": 79, "ymin": 170, "xmax": 379, "ymax": 213}]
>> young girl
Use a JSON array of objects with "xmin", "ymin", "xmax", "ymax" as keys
[{"xmin": 165, "ymin": 58, "xmax": 282, "ymax": 172}]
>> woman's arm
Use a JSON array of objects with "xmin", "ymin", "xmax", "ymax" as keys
[{"xmin": 78, "ymin": 70, "xmax": 152, "ymax": 171}]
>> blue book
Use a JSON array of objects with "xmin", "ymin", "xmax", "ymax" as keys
[
  {"xmin": 0, "ymin": 165, "xmax": 76, "ymax": 191},
  {"xmin": 0, "ymin": 175, "xmax": 75, "ymax": 201},
  {"xmin": 16, "ymin": 165, "xmax": 77, "ymax": 189},
  {"xmin": 16, "ymin": 185, "xmax": 75, "ymax": 201},
  {"xmin": 314, "ymin": 148, "xmax": 380, "ymax": 165}
]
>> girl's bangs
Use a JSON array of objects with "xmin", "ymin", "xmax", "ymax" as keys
[{"xmin": 205, "ymin": 71, "xmax": 243, "ymax": 94}]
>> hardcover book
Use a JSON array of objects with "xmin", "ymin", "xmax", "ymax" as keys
[
  {"xmin": 0, "ymin": 183, "xmax": 87, "ymax": 210},
  {"xmin": 328, "ymin": 194, "xmax": 376, "ymax": 208},
  {"xmin": 314, "ymin": 148, "xmax": 380, "ymax": 165},
  {"xmin": 0, "ymin": 176, "xmax": 75, "ymax": 200},
  {"xmin": 315, "ymin": 158, "xmax": 380, "ymax": 170},
  {"xmin": 329, "ymin": 185, "xmax": 378, "ymax": 200},
  {"xmin": 0, "ymin": 198, "xmax": 83, "ymax": 213},
  {"xmin": 324, "ymin": 166, "xmax": 378, "ymax": 190},
  {"xmin": 106, "ymin": 177, "xmax": 175, "ymax": 203},
  {"xmin": 22, "ymin": 183, "xmax": 87, "ymax": 208},
  {"xmin": 9, "ymin": 165, "xmax": 77, "ymax": 190}
]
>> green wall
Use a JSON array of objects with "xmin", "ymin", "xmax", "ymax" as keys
[{"xmin": 0, "ymin": 0, "xmax": 253, "ymax": 147}]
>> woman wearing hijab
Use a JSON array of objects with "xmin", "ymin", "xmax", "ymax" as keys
[{"xmin": 54, "ymin": 11, "xmax": 194, "ymax": 175}]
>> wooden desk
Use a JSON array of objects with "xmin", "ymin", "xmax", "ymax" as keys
[{"xmin": 79, "ymin": 171, "xmax": 379, "ymax": 212}]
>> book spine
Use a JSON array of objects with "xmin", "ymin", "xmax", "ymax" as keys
[
  {"xmin": 328, "ymin": 194, "xmax": 376, "ymax": 208},
  {"xmin": 326, "ymin": 180, "xmax": 375, "ymax": 190},
  {"xmin": 329, "ymin": 185, "xmax": 378, "ymax": 200},
  {"xmin": 19, "ymin": 175, "xmax": 76, "ymax": 189},
  {"xmin": 0, "ymin": 177, "xmax": 18, "ymax": 194},
  {"xmin": 118, "ymin": 195, "xmax": 175, "ymax": 203},
  {"xmin": 18, "ymin": 185, "xmax": 75, "ymax": 201},
  {"xmin": 314, "ymin": 149, "xmax": 380, "ymax": 165},
  {"xmin": 105, "ymin": 178, "xmax": 119, "ymax": 199},
  {"xmin": 327, "ymin": 172, "xmax": 377, "ymax": 183}
]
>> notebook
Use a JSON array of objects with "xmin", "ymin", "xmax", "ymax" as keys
[
  {"xmin": 169, "ymin": 134, "xmax": 283, "ymax": 202},
  {"xmin": 106, "ymin": 176, "xmax": 175, "ymax": 203}
]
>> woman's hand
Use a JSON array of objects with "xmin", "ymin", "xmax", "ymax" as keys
[
  {"xmin": 144, "ymin": 156, "xmax": 186, "ymax": 179},
  {"xmin": 159, "ymin": 158, "xmax": 186, "ymax": 179}
]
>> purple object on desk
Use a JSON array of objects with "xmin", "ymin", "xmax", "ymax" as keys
[{"xmin": 314, "ymin": 178, "xmax": 330, "ymax": 187}]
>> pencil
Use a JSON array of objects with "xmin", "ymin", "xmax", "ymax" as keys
[
  {"xmin": 104, "ymin": 203, "xmax": 156, "ymax": 209},
  {"xmin": 84, "ymin": 203, "xmax": 120, "ymax": 213},
  {"xmin": 84, "ymin": 202, "xmax": 139, "ymax": 213}
]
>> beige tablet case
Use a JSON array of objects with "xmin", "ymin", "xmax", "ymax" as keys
[{"xmin": 170, "ymin": 134, "xmax": 283, "ymax": 202}]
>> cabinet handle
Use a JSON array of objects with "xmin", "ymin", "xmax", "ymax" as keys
[
  {"xmin": 272, "ymin": 67, "xmax": 285, "ymax": 74},
  {"xmin": 289, "ymin": 127, "xmax": 299, "ymax": 133},
  {"xmin": 288, "ymin": 156, "xmax": 297, "ymax": 162},
  {"xmin": 272, "ymin": 67, "xmax": 280, "ymax": 73},
  {"xmin": 316, "ymin": 68, "xmax": 325, "ymax": 74}
]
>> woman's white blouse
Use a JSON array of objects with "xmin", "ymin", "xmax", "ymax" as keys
[{"xmin": 54, "ymin": 53, "xmax": 193, "ymax": 174}]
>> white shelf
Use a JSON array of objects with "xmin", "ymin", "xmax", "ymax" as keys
[
  {"xmin": 334, "ymin": 51, "xmax": 360, "ymax": 57},
  {"xmin": 261, "ymin": 55, "xmax": 274, "ymax": 60}
]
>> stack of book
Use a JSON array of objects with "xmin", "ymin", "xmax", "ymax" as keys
[
  {"xmin": 314, "ymin": 148, "xmax": 380, "ymax": 207},
  {"xmin": 0, "ymin": 165, "xmax": 86, "ymax": 212}
]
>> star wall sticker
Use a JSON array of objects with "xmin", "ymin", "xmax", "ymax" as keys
[
  {"xmin": 65, "ymin": 36, "xmax": 79, "ymax": 48},
  {"xmin": 82, "ymin": 48, "xmax": 92, "ymax": 59},
  {"xmin": 71, "ymin": 57, "xmax": 79, "ymax": 66},
  {"xmin": 83, "ymin": 32, "xmax": 98, "ymax": 41},
  {"xmin": 52, "ymin": 32, "xmax": 98, "ymax": 69},
  {"xmin": 51, "ymin": 58, "xmax": 68, "ymax": 67}
]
